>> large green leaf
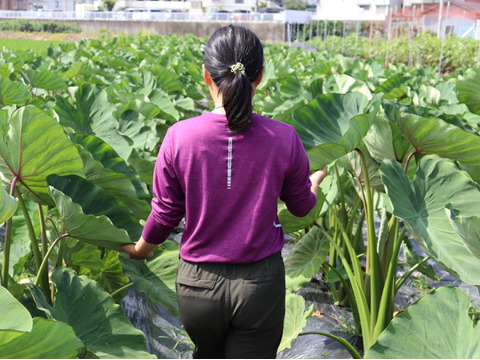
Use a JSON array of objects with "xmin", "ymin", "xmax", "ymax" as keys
[
  {"xmin": 324, "ymin": 73, "xmax": 372, "ymax": 99},
  {"xmin": 0, "ymin": 184, "xmax": 16, "ymax": 224},
  {"xmin": 22, "ymin": 69, "xmax": 67, "ymax": 90},
  {"xmin": 363, "ymin": 113, "xmax": 413, "ymax": 164},
  {"xmin": 48, "ymin": 186, "xmax": 133, "ymax": 250},
  {"xmin": 71, "ymin": 133, "xmax": 150, "ymax": 202},
  {"xmin": 0, "ymin": 285, "xmax": 32, "ymax": 332},
  {"xmin": 76, "ymin": 144, "xmax": 150, "ymax": 220},
  {"xmin": 384, "ymin": 104, "xmax": 480, "ymax": 167},
  {"xmin": 456, "ymin": 68, "xmax": 480, "ymax": 115},
  {"xmin": 278, "ymin": 294, "xmax": 313, "ymax": 353},
  {"xmin": 91, "ymin": 250, "xmax": 130, "ymax": 303},
  {"xmin": 284, "ymin": 226, "xmax": 330, "ymax": 293},
  {"xmin": 48, "ymin": 174, "xmax": 142, "ymax": 242},
  {"xmin": 0, "ymin": 76, "xmax": 31, "ymax": 106},
  {"xmin": 54, "ymin": 84, "xmax": 133, "ymax": 160},
  {"xmin": 365, "ymin": 286, "xmax": 480, "ymax": 358},
  {"xmin": 0, "ymin": 317, "xmax": 85, "ymax": 359},
  {"xmin": 120, "ymin": 240, "xmax": 180, "ymax": 317},
  {"xmin": 0, "ymin": 106, "xmax": 84, "ymax": 204},
  {"xmin": 293, "ymin": 92, "xmax": 381, "ymax": 170},
  {"xmin": 380, "ymin": 156, "xmax": 480, "ymax": 285},
  {"xmin": 30, "ymin": 267, "xmax": 155, "ymax": 359},
  {"xmin": 374, "ymin": 74, "xmax": 408, "ymax": 100},
  {"xmin": 446, "ymin": 205, "xmax": 480, "ymax": 260}
]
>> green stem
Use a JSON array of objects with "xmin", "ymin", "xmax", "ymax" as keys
[
  {"xmin": 318, "ymin": 225, "xmax": 371, "ymax": 349},
  {"xmin": 2, "ymin": 177, "xmax": 18, "ymax": 288},
  {"xmin": 17, "ymin": 195, "xmax": 42, "ymax": 271},
  {"xmin": 395, "ymin": 253, "xmax": 429, "ymax": 293},
  {"xmin": 34, "ymin": 233, "xmax": 69, "ymax": 287},
  {"xmin": 38, "ymin": 204, "xmax": 48, "ymax": 258},
  {"xmin": 355, "ymin": 148, "xmax": 382, "ymax": 338},
  {"xmin": 299, "ymin": 331, "xmax": 362, "ymax": 359},
  {"xmin": 371, "ymin": 218, "xmax": 404, "ymax": 347},
  {"xmin": 110, "ymin": 282, "xmax": 134, "ymax": 298},
  {"xmin": 323, "ymin": 199, "xmax": 365, "ymax": 291},
  {"xmin": 2, "ymin": 218, "xmax": 13, "ymax": 288},
  {"xmin": 404, "ymin": 150, "xmax": 418, "ymax": 173},
  {"xmin": 325, "ymin": 262, "xmax": 362, "ymax": 335}
]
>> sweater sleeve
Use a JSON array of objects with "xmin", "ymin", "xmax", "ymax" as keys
[
  {"xmin": 142, "ymin": 129, "xmax": 186, "ymax": 244},
  {"xmin": 279, "ymin": 130, "xmax": 317, "ymax": 217}
]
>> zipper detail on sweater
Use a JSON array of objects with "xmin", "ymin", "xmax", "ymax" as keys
[{"xmin": 227, "ymin": 137, "xmax": 233, "ymax": 189}]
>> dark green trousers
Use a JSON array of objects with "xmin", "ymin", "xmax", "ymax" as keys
[{"xmin": 176, "ymin": 252, "xmax": 286, "ymax": 359}]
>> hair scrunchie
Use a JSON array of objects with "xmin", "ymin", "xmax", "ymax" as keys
[{"xmin": 230, "ymin": 62, "xmax": 245, "ymax": 74}]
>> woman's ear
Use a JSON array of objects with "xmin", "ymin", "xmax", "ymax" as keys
[
  {"xmin": 202, "ymin": 64, "xmax": 212, "ymax": 85},
  {"xmin": 253, "ymin": 67, "xmax": 265, "ymax": 87}
]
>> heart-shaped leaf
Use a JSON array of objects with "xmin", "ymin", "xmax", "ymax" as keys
[
  {"xmin": 0, "ymin": 317, "xmax": 85, "ymax": 359},
  {"xmin": 284, "ymin": 226, "xmax": 330, "ymax": 293},
  {"xmin": 22, "ymin": 69, "xmax": 67, "ymax": 90},
  {"xmin": 293, "ymin": 92, "xmax": 381, "ymax": 170},
  {"xmin": 384, "ymin": 104, "xmax": 480, "ymax": 167},
  {"xmin": 0, "ymin": 76, "xmax": 31, "ymax": 106},
  {"xmin": 0, "ymin": 105, "xmax": 84, "ymax": 204},
  {"xmin": 365, "ymin": 287, "xmax": 480, "ymax": 358},
  {"xmin": 278, "ymin": 294, "xmax": 313, "ymax": 353},
  {"xmin": 48, "ymin": 174, "xmax": 142, "ymax": 241},
  {"xmin": 456, "ymin": 68, "xmax": 480, "ymax": 115},
  {"xmin": 380, "ymin": 155, "xmax": 480, "ymax": 285},
  {"xmin": 54, "ymin": 84, "xmax": 132, "ymax": 160},
  {"xmin": 30, "ymin": 267, "xmax": 155, "ymax": 358},
  {"xmin": 48, "ymin": 186, "xmax": 133, "ymax": 250},
  {"xmin": 121, "ymin": 241, "xmax": 180, "ymax": 317},
  {"xmin": 445, "ymin": 205, "xmax": 480, "ymax": 260}
]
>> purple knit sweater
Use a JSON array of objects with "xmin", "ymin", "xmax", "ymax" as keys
[{"xmin": 142, "ymin": 112, "xmax": 317, "ymax": 263}]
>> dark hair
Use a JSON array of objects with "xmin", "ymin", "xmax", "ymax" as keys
[{"xmin": 204, "ymin": 25, "xmax": 264, "ymax": 134}]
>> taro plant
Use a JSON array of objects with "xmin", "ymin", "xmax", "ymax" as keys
[
  {"xmin": 0, "ymin": 34, "xmax": 208, "ymax": 358},
  {"xmin": 275, "ymin": 60, "xmax": 480, "ymax": 355},
  {"xmin": 2, "ymin": 32, "xmax": 480, "ymax": 359}
]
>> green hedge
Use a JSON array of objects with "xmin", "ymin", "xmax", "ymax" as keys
[
  {"xmin": 308, "ymin": 32, "xmax": 480, "ymax": 73},
  {"xmin": 0, "ymin": 20, "xmax": 81, "ymax": 33}
]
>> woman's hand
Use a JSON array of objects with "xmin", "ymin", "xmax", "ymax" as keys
[
  {"xmin": 310, "ymin": 166, "xmax": 328, "ymax": 196},
  {"xmin": 120, "ymin": 237, "xmax": 157, "ymax": 260}
]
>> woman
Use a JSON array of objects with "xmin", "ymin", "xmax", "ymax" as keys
[{"xmin": 121, "ymin": 25, "xmax": 327, "ymax": 358}]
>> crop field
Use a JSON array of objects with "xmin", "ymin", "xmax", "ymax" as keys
[
  {"xmin": 0, "ymin": 37, "xmax": 60, "ymax": 54},
  {"xmin": 1, "ymin": 32, "xmax": 480, "ymax": 358}
]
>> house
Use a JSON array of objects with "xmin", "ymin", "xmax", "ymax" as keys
[
  {"xmin": 314, "ymin": 0, "xmax": 403, "ymax": 21},
  {"xmin": 1, "ymin": 0, "xmax": 26, "ymax": 10},
  {"xmin": 393, "ymin": 0, "xmax": 480, "ymax": 38}
]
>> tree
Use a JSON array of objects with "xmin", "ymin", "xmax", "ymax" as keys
[{"xmin": 284, "ymin": 0, "xmax": 309, "ymax": 10}]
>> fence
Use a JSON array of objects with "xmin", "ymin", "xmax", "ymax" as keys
[{"xmin": 0, "ymin": 9, "xmax": 288, "ymax": 23}]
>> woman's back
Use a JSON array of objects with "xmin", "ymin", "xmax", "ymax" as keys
[{"xmin": 155, "ymin": 112, "xmax": 316, "ymax": 263}]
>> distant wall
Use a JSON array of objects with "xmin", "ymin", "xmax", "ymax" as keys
[{"xmin": 57, "ymin": 20, "xmax": 286, "ymax": 42}]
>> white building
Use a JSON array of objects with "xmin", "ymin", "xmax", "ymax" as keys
[{"xmin": 314, "ymin": 0, "xmax": 403, "ymax": 21}]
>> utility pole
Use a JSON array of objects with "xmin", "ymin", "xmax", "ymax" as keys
[{"xmin": 436, "ymin": 0, "xmax": 444, "ymax": 38}]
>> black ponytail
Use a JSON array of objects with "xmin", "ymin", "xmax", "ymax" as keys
[{"xmin": 204, "ymin": 25, "xmax": 264, "ymax": 134}]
